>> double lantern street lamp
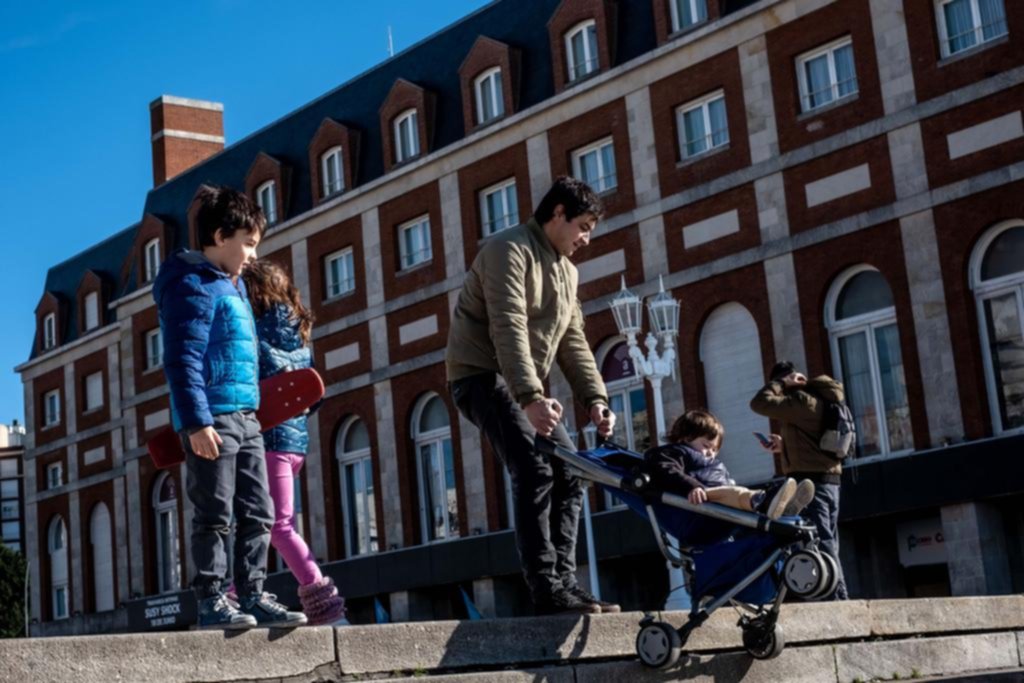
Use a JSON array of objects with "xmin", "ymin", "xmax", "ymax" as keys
[{"xmin": 582, "ymin": 275, "xmax": 690, "ymax": 611}]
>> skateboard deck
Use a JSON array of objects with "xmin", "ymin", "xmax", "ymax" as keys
[{"xmin": 147, "ymin": 368, "xmax": 325, "ymax": 469}]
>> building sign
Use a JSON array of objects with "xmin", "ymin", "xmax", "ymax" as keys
[
  {"xmin": 896, "ymin": 517, "xmax": 947, "ymax": 567},
  {"xmin": 127, "ymin": 591, "xmax": 196, "ymax": 631}
]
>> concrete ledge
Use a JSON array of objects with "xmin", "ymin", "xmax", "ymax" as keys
[
  {"xmin": 0, "ymin": 627, "xmax": 336, "ymax": 683},
  {"xmin": 869, "ymin": 595, "xmax": 1024, "ymax": 636},
  {"xmin": 835, "ymin": 633, "xmax": 1021, "ymax": 683}
]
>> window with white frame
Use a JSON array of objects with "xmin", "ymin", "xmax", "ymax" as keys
[
  {"xmin": 48, "ymin": 517, "xmax": 68, "ymax": 620},
  {"xmin": 325, "ymin": 247, "xmax": 356, "ymax": 298},
  {"xmin": 145, "ymin": 328, "xmax": 163, "ymax": 370},
  {"xmin": 670, "ymin": 0, "xmax": 709, "ymax": 32},
  {"xmin": 153, "ymin": 472, "xmax": 181, "ymax": 594},
  {"xmin": 474, "ymin": 67, "xmax": 505, "ymax": 124},
  {"xmin": 84, "ymin": 291, "xmax": 99, "ymax": 331},
  {"xmin": 413, "ymin": 393, "xmax": 459, "ymax": 543},
  {"xmin": 827, "ymin": 267, "xmax": 913, "ymax": 459},
  {"xmin": 398, "ymin": 215, "xmax": 432, "ymax": 270},
  {"xmin": 84, "ymin": 372, "xmax": 104, "ymax": 412},
  {"xmin": 43, "ymin": 313, "xmax": 56, "ymax": 350},
  {"xmin": 144, "ymin": 238, "xmax": 161, "ymax": 284},
  {"xmin": 796, "ymin": 37, "xmax": 858, "ymax": 113},
  {"xmin": 321, "ymin": 146, "xmax": 344, "ymax": 197},
  {"xmin": 935, "ymin": 0, "xmax": 1008, "ymax": 58},
  {"xmin": 970, "ymin": 221, "xmax": 1024, "ymax": 434},
  {"xmin": 599, "ymin": 341, "xmax": 651, "ymax": 507},
  {"xmin": 480, "ymin": 179, "xmax": 519, "ymax": 236},
  {"xmin": 394, "ymin": 109, "xmax": 420, "ymax": 163},
  {"xmin": 337, "ymin": 416, "xmax": 378, "ymax": 556},
  {"xmin": 257, "ymin": 181, "xmax": 278, "ymax": 225},
  {"xmin": 572, "ymin": 137, "xmax": 617, "ymax": 194},
  {"xmin": 565, "ymin": 19, "xmax": 599, "ymax": 82},
  {"xmin": 677, "ymin": 90, "xmax": 729, "ymax": 159},
  {"xmin": 46, "ymin": 462, "xmax": 62, "ymax": 490},
  {"xmin": 43, "ymin": 390, "xmax": 60, "ymax": 428}
]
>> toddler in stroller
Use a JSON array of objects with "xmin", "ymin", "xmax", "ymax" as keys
[{"xmin": 534, "ymin": 411, "xmax": 841, "ymax": 670}]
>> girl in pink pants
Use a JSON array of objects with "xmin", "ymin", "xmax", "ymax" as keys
[{"xmin": 243, "ymin": 260, "xmax": 346, "ymax": 625}]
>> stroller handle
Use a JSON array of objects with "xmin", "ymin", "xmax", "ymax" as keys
[{"xmin": 534, "ymin": 435, "xmax": 632, "ymax": 490}]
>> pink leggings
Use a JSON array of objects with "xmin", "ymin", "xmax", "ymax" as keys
[{"xmin": 265, "ymin": 451, "xmax": 322, "ymax": 587}]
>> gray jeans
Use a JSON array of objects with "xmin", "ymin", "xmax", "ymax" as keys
[
  {"xmin": 802, "ymin": 482, "xmax": 849, "ymax": 600},
  {"xmin": 183, "ymin": 411, "xmax": 273, "ymax": 598}
]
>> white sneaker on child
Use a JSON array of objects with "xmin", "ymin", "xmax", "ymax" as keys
[{"xmin": 765, "ymin": 478, "xmax": 797, "ymax": 520}]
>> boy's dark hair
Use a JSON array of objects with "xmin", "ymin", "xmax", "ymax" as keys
[
  {"xmin": 669, "ymin": 409, "xmax": 724, "ymax": 447},
  {"xmin": 192, "ymin": 185, "xmax": 267, "ymax": 248},
  {"xmin": 770, "ymin": 361, "xmax": 797, "ymax": 382},
  {"xmin": 533, "ymin": 176, "xmax": 605, "ymax": 225}
]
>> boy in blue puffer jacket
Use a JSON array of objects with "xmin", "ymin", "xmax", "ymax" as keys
[{"xmin": 152, "ymin": 185, "xmax": 305, "ymax": 630}]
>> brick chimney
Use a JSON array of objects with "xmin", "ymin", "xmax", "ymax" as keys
[{"xmin": 149, "ymin": 95, "xmax": 225, "ymax": 187}]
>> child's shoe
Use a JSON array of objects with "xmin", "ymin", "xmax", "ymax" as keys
[
  {"xmin": 783, "ymin": 479, "xmax": 816, "ymax": 517},
  {"xmin": 765, "ymin": 478, "xmax": 797, "ymax": 520},
  {"xmin": 238, "ymin": 591, "xmax": 308, "ymax": 628},
  {"xmin": 197, "ymin": 593, "xmax": 258, "ymax": 630},
  {"xmin": 298, "ymin": 576, "xmax": 348, "ymax": 626}
]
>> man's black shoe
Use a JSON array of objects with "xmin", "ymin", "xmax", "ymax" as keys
[
  {"xmin": 534, "ymin": 588, "xmax": 602, "ymax": 616},
  {"xmin": 568, "ymin": 585, "xmax": 622, "ymax": 613}
]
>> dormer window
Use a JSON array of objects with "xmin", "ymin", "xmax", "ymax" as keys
[
  {"xmin": 670, "ymin": 0, "xmax": 708, "ymax": 33},
  {"xmin": 474, "ymin": 67, "xmax": 505, "ymax": 124},
  {"xmin": 43, "ymin": 313, "xmax": 56, "ymax": 350},
  {"xmin": 394, "ymin": 110, "xmax": 420, "ymax": 163},
  {"xmin": 321, "ymin": 146, "xmax": 344, "ymax": 197},
  {"xmin": 84, "ymin": 291, "xmax": 99, "ymax": 331},
  {"xmin": 144, "ymin": 238, "xmax": 161, "ymax": 284},
  {"xmin": 257, "ymin": 181, "xmax": 278, "ymax": 225},
  {"xmin": 565, "ymin": 20, "xmax": 599, "ymax": 82}
]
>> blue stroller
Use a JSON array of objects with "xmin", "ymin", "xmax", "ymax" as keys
[{"xmin": 535, "ymin": 437, "xmax": 839, "ymax": 670}]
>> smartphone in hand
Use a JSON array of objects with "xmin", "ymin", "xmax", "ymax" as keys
[{"xmin": 754, "ymin": 431, "xmax": 773, "ymax": 448}]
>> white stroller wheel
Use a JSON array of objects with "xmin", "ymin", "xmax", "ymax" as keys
[
  {"xmin": 636, "ymin": 621, "xmax": 682, "ymax": 670},
  {"xmin": 783, "ymin": 551, "xmax": 827, "ymax": 598},
  {"xmin": 814, "ymin": 551, "xmax": 840, "ymax": 600}
]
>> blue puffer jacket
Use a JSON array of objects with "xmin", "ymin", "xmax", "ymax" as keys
[
  {"xmin": 255, "ymin": 303, "xmax": 314, "ymax": 455},
  {"xmin": 152, "ymin": 250, "xmax": 260, "ymax": 432}
]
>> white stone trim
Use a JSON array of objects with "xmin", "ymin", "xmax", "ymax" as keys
[
  {"xmin": 324, "ymin": 343, "xmax": 361, "ymax": 370},
  {"xmin": 805, "ymin": 163, "xmax": 872, "ymax": 208},
  {"xmin": 577, "ymin": 250, "xmax": 626, "ymax": 285},
  {"xmin": 151, "ymin": 130, "xmax": 225, "ymax": 144},
  {"xmin": 398, "ymin": 315, "xmax": 439, "ymax": 346},
  {"xmin": 82, "ymin": 446, "xmax": 106, "ymax": 466},
  {"xmin": 143, "ymin": 409, "xmax": 170, "ymax": 432},
  {"xmin": 151, "ymin": 95, "xmax": 224, "ymax": 111},
  {"xmin": 946, "ymin": 111, "xmax": 1023, "ymax": 160},
  {"xmin": 682, "ymin": 209, "xmax": 740, "ymax": 249}
]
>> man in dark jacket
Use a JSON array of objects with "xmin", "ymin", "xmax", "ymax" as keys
[
  {"xmin": 447, "ymin": 177, "xmax": 617, "ymax": 615},
  {"xmin": 749, "ymin": 361, "xmax": 849, "ymax": 599}
]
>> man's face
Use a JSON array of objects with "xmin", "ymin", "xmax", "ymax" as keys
[
  {"xmin": 781, "ymin": 371, "xmax": 808, "ymax": 388},
  {"xmin": 546, "ymin": 206, "xmax": 598, "ymax": 257},
  {"xmin": 208, "ymin": 228, "xmax": 260, "ymax": 278}
]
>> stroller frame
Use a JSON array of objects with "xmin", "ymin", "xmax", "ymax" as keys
[{"xmin": 536, "ymin": 437, "xmax": 839, "ymax": 669}]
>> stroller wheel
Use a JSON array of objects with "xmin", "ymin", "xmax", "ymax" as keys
[
  {"xmin": 813, "ymin": 551, "xmax": 840, "ymax": 600},
  {"xmin": 636, "ymin": 621, "xmax": 682, "ymax": 670},
  {"xmin": 743, "ymin": 621, "xmax": 785, "ymax": 660},
  {"xmin": 783, "ymin": 550, "xmax": 827, "ymax": 598}
]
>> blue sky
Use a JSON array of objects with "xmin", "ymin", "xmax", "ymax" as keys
[{"xmin": 0, "ymin": 0, "xmax": 488, "ymax": 427}]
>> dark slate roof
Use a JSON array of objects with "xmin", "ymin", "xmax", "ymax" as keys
[
  {"xmin": 35, "ymin": 0, "xmax": 763, "ymax": 358},
  {"xmin": 32, "ymin": 223, "xmax": 139, "ymax": 358}
]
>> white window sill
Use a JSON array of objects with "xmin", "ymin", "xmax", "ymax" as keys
[
  {"xmin": 323, "ymin": 289, "xmax": 357, "ymax": 305},
  {"xmin": 677, "ymin": 143, "xmax": 731, "ymax": 169},
  {"xmin": 397, "ymin": 260, "xmax": 434, "ymax": 277},
  {"xmin": 797, "ymin": 92, "xmax": 859, "ymax": 122},
  {"xmin": 143, "ymin": 365, "xmax": 164, "ymax": 375},
  {"xmin": 938, "ymin": 34, "xmax": 1009, "ymax": 67}
]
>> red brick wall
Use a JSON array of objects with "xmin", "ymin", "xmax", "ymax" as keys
[
  {"xmin": 378, "ymin": 181, "xmax": 446, "ymax": 300},
  {"xmin": 663, "ymin": 183, "xmax": 759, "ymax": 273},
  {"xmin": 650, "ymin": 47, "xmax": 750, "ymax": 197},
  {"xmin": 387, "ymin": 295, "xmax": 451, "ymax": 365},
  {"xmin": 74, "ymin": 350, "xmax": 110, "ymax": 432},
  {"xmin": 782, "ymin": 136, "xmax": 895, "ymax": 234},
  {"xmin": 574, "ymin": 224, "xmax": 644, "ymax": 302},
  {"xmin": 35, "ymin": 292, "xmax": 64, "ymax": 356},
  {"xmin": 132, "ymin": 306, "xmax": 164, "ymax": 395},
  {"xmin": 76, "ymin": 271, "xmax": 105, "ymax": 335},
  {"xmin": 307, "ymin": 215, "xmax": 367, "ymax": 319},
  {"xmin": 651, "ymin": 0, "xmax": 721, "ymax": 44},
  {"xmin": 458, "ymin": 37, "xmax": 521, "ymax": 133},
  {"xmin": 244, "ymin": 153, "xmax": 291, "ymax": 223},
  {"xmin": 34, "ymin": 367, "xmax": 66, "ymax": 446},
  {"xmin": 548, "ymin": 0, "xmax": 617, "ymax": 92},
  {"xmin": 308, "ymin": 119, "xmax": 361, "ymax": 203},
  {"xmin": 765, "ymin": 0, "xmax": 883, "ymax": 154},
  {"xmin": 77, "ymin": 431, "xmax": 113, "ymax": 481},
  {"xmin": 135, "ymin": 395, "xmax": 172, "ymax": 447},
  {"xmin": 313, "ymin": 324, "xmax": 373, "ymax": 387},
  {"xmin": 456, "ymin": 143, "xmax": 532, "ymax": 268},
  {"xmin": 379, "ymin": 79, "xmax": 436, "ymax": 172}
]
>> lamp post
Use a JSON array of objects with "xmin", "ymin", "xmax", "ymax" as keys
[
  {"xmin": 608, "ymin": 276, "xmax": 691, "ymax": 612},
  {"xmin": 578, "ymin": 425, "xmax": 602, "ymax": 601}
]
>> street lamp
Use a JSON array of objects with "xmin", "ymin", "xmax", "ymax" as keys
[
  {"xmin": 608, "ymin": 275, "xmax": 690, "ymax": 612},
  {"xmin": 577, "ymin": 425, "xmax": 601, "ymax": 600}
]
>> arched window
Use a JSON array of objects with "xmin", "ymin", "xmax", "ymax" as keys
[
  {"xmin": 412, "ymin": 393, "xmax": 459, "ymax": 543},
  {"xmin": 394, "ymin": 109, "xmax": 420, "ymax": 163},
  {"xmin": 89, "ymin": 503, "xmax": 115, "ymax": 612},
  {"xmin": 336, "ymin": 416, "xmax": 378, "ymax": 556},
  {"xmin": 256, "ymin": 180, "xmax": 278, "ymax": 225},
  {"xmin": 598, "ymin": 339, "xmax": 651, "ymax": 507},
  {"xmin": 321, "ymin": 146, "xmax": 344, "ymax": 197},
  {"xmin": 474, "ymin": 67, "xmax": 505, "ymax": 124},
  {"xmin": 48, "ymin": 516, "xmax": 68, "ymax": 620},
  {"xmin": 698, "ymin": 303, "xmax": 773, "ymax": 484},
  {"xmin": 826, "ymin": 266, "xmax": 913, "ymax": 458},
  {"xmin": 970, "ymin": 221, "xmax": 1024, "ymax": 433},
  {"xmin": 565, "ymin": 19, "xmax": 599, "ymax": 82},
  {"xmin": 152, "ymin": 472, "xmax": 181, "ymax": 594}
]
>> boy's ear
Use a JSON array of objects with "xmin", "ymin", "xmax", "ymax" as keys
[{"xmin": 212, "ymin": 228, "xmax": 226, "ymax": 246}]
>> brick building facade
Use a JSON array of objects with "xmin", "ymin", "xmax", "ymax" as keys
[{"xmin": 17, "ymin": 0, "xmax": 1024, "ymax": 634}]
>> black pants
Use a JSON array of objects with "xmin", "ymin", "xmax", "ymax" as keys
[
  {"xmin": 183, "ymin": 411, "xmax": 273, "ymax": 599},
  {"xmin": 802, "ymin": 482, "xmax": 849, "ymax": 599},
  {"xmin": 451, "ymin": 373, "xmax": 583, "ymax": 600}
]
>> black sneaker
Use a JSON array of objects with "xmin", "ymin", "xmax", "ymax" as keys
[
  {"xmin": 534, "ymin": 588, "xmax": 602, "ymax": 616},
  {"xmin": 238, "ymin": 592, "xmax": 308, "ymax": 627},
  {"xmin": 196, "ymin": 593, "xmax": 258, "ymax": 630},
  {"xmin": 568, "ymin": 585, "xmax": 622, "ymax": 613}
]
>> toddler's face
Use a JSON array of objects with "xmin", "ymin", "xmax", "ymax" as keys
[{"xmin": 686, "ymin": 436, "xmax": 718, "ymax": 458}]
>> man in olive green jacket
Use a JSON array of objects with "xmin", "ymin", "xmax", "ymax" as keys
[
  {"xmin": 447, "ymin": 177, "xmax": 617, "ymax": 615},
  {"xmin": 750, "ymin": 360, "xmax": 849, "ymax": 599}
]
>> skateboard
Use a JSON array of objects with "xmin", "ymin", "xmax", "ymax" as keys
[{"xmin": 147, "ymin": 368, "xmax": 326, "ymax": 469}]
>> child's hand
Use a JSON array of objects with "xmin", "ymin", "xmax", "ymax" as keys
[
  {"xmin": 189, "ymin": 426, "xmax": 223, "ymax": 460},
  {"xmin": 688, "ymin": 488, "xmax": 707, "ymax": 505}
]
